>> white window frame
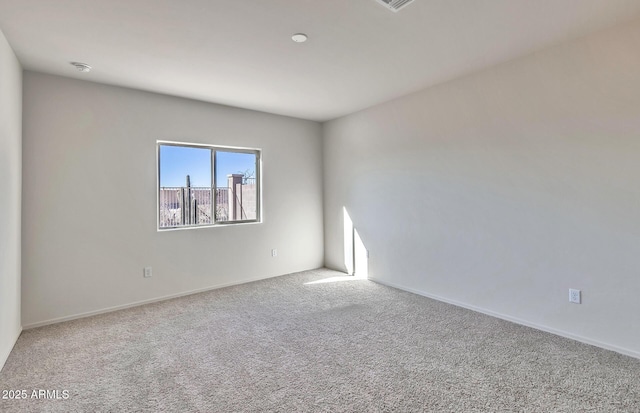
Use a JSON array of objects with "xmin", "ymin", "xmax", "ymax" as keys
[{"xmin": 157, "ymin": 140, "xmax": 262, "ymax": 231}]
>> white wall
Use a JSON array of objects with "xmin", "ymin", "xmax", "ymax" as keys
[
  {"xmin": 324, "ymin": 18, "xmax": 640, "ymax": 358},
  {"xmin": 0, "ymin": 29, "xmax": 22, "ymax": 371},
  {"xmin": 22, "ymin": 72, "xmax": 324, "ymax": 327}
]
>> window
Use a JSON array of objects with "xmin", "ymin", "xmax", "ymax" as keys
[{"xmin": 158, "ymin": 142, "xmax": 261, "ymax": 229}]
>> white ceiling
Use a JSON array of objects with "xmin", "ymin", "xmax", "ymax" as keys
[{"xmin": 1, "ymin": 0, "xmax": 640, "ymax": 121}]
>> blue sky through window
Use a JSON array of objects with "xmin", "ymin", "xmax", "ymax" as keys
[
  {"xmin": 159, "ymin": 145, "xmax": 256, "ymax": 188},
  {"xmin": 216, "ymin": 151, "xmax": 257, "ymax": 187}
]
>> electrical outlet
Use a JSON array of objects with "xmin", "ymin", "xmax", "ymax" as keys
[
  {"xmin": 144, "ymin": 267, "xmax": 152, "ymax": 278},
  {"xmin": 271, "ymin": 249, "xmax": 277, "ymax": 257},
  {"xmin": 569, "ymin": 288, "xmax": 581, "ymax": 304}
]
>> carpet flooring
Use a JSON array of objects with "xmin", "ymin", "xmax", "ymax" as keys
[{"xmin": 1, "ymin": 268, "xmax": 639, "ymax": 412}]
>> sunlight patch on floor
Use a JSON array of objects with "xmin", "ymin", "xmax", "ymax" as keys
[{"xmin": 304, "ymin": 275, "xmax": 368, "ymax": 285}]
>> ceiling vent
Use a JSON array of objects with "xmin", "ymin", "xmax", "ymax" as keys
[{"xmin": 374, "ymin": 0, "xmax": 415, "ymax": 12}]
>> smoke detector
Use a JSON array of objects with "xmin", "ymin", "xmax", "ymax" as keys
[
  {"xmin": 375, "ymin": 0, "xmax": 415, "ymax": 12},
  {"xmin": 291, "ymin": 33, "xmax": 308, "ymax": 43},
  {"xmin": 70, "ymin": 62, "xmax": 92, "ymax": 73}
]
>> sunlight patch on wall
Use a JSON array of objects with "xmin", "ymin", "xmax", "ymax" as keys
[
  {"xmin": 344, "ymin": 207, "xmax": 354, "ymax": 275},
  {"xmin": 354, "ymin": 228, "xmax": 368, "ymax": 278},
  {"xmin": 343, "ymin": 207, "xmax": 369, "ymax": 278}
]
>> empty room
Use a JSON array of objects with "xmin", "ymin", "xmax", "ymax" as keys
[{"xmin": 1, "ymin": 0, "xmax": 640, "ymax": 411}]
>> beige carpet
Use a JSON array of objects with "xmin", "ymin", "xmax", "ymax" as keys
[{"xmin": 1, "ymin": 268, "xmax": 639, "ymax": 412}]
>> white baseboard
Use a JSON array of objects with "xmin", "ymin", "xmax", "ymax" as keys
[
  {"xmin": 368, "ymin": 276, "xmax": 640, "ymax": 360},
  {"xmin": 23, "ymin": 272, "xmax": 287, "ymax": 330},
  {"xmin": 0, "ymin": 326, "xmax": 22, "ymax": 372}
]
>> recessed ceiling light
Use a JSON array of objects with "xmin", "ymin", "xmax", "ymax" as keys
[
  {"xmin": 70, "ymin": 62, "xmax": 92, "ymax": 72},
  {"xmin": 291, "ymin": 33, "xmax": 308, "ymax": 43}
]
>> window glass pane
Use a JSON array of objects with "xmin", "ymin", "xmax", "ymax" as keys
[
  {"xmin": 159, "ymin": 145, "xmax": 212, "ymax": 228},
  {"xmin": 215, "ymin": 151, "xmax": 258, "ymax": 222}
]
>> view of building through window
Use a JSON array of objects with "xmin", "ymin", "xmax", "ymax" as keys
[{"xmin": 158, "ymin": 143, "xmax": 260, "ymax": 229}]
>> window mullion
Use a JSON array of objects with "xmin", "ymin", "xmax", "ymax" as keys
[{"xmin": 212, "ymin": 149, "xmax": 216, "ymax": 224}]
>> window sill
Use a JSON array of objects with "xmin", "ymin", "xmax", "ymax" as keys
[{"xmin": 157, "ymin": 220, "xmax": 261, "ymax": 232}]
